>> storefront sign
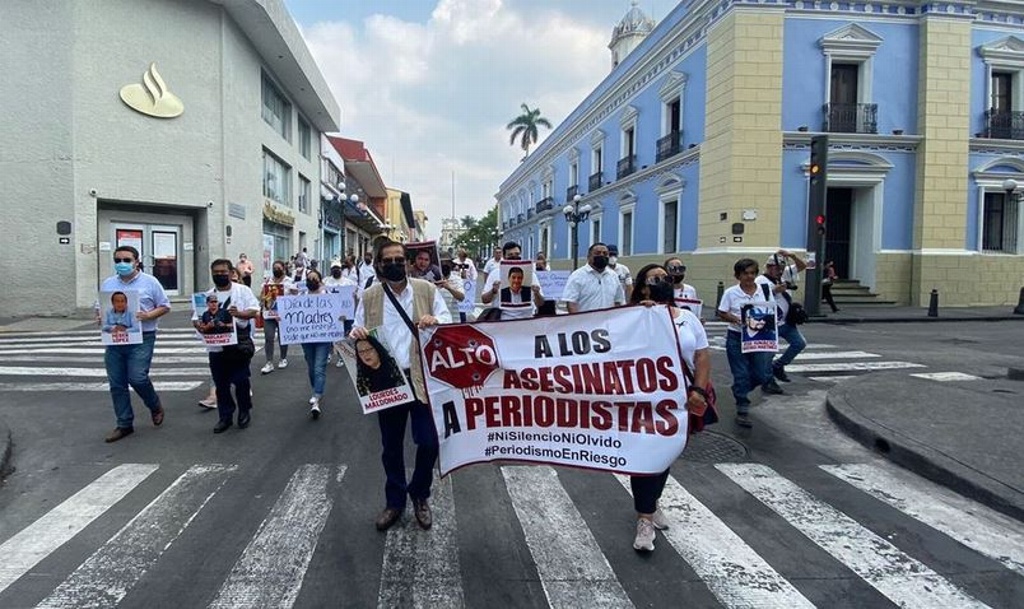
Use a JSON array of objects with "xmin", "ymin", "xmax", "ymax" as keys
[{"xmin": 263, "ymin": 201, "xmax": 295, "ymax": 226}]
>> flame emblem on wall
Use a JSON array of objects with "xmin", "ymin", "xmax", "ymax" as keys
[{"xmin": 119, "ymin": 63, "xmax": 184, "ymax": 118}]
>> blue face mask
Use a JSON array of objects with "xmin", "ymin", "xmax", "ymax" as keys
[{"xmin": 114, "ymin": 261, "xmax": 135, "ymax": 276}]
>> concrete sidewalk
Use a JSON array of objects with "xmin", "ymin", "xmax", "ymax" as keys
[
  {"xmin": 827, "ymin": 371, "xmax": 1024, "ymax": 522},
  {"xmin": 809, "ymin": 304, "xmax": 1024, "ymax": 324}
]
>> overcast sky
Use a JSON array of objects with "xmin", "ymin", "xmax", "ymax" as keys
[{"xmin": 283, "ymin": 0, "xmax": 675, "ymax": 239}]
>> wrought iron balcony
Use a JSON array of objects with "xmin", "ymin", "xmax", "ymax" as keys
[
  {"xmin": 566, "ymin": 185, "xmax": 579, "ymax": 202},
  {"xmin": 984, "ymin": 109, "xmax": 1024, "ymax": 140},
  {"xmin": 822, "ymin": 103, "xmax": 878, "ymax": 134},
  {"xmin": 517, "ymin": 213, "xmax": 524, "ymax": 225},
  {"xmin": 589, "ymin": 171, "xmax": 603, "ymax": 192},
  {"xmin": 616, "ymin": 154, "xmax": 637, "ymax": 179},
  {"xmin": 535, "ymin": 196, "xmax": 554, "ymax": 214},
  {"xmin": 656, "ymin": 131, "xmax": 683, "ymax": 162},
  {"xmin": 527, "ymin": 208, "xmax": 534, "ymax": 219}
]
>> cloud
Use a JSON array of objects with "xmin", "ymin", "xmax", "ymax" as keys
[{"xmin": 299, "ymin": 0, "xmax": 617, "ymax": 240}]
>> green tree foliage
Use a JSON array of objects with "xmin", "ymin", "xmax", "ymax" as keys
[
  {"xmin": 506, "ymin": 103, "xmax": 552, "ymax": 157},
  {"xmin": 452, "ymin": 206, "xmax": 500, "ymax": 259}
]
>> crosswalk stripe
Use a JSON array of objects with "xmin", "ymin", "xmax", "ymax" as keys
[
  {"xmin": 378, "ymin": 473, "xmax": 464, "ymax": 608},
  {"xmin": 0, "ymin": 328, "xmax": 201, "ymax": 338},
  {"xmin": 0, "ymin": 463, "xmax": 159, "ymax": 594},
  {"xmin": 0, "ymin": 381, "xmax": 205, "ymax": 392},
  {"xmin": 716, "ymin": 463, "xmax": 989, "ymax": 608},
  {"xmin": 784, "ymin": 361, "xmax": 926, "ymax": 373},
  {"xmin": 36, "ymin": 464, "xmax": 237, "ymax": 608},
  {"xmin": 908, "ymin": 372, "xmax": 982, "ymax": 382},
  {"xmin": 0, "ymin": 340, "xmax": 264, "ymax": 351},
  {"xmin": 0, "ymin": 366, "xmax": 210, "ymax": 377},
  {"xmin": 822, "ymin": 463, "xmax": 1024, "ymax": 577},
  {"xmin": 613, "ymin": 474, "xmax": 814, "ymax": 608},
  {"xmin": 4, "ymin": 347, "xmax": 233, "ymax": 355},
  {"xmin": 792, "ymin": 351, "xmax": 881, "ymax": 360},
  {"xmin": 807, "ymin": 376, "xmax": 856, "ymax": 383},
  {"xmin": 502, "ymin": 466, "xmax": 633, "ymax": 608},
  {"xmin": 208, "ymin": 464, "xmax": 341, "ymax": 609},
  {"xmin": 0, "ymin": 356, "xmax": 212, "ymax": 365}
]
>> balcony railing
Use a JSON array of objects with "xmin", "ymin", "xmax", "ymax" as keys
[
  {"xmin": 984, "ymin": 109, "xmax": 1024, "ymax": 140},
  {"xmin": 517, "ymin": 213, "xmax": 525, "ymax": 225},
  {"xmin": 527, "ymin": 208, "xmax": 534, "ymax": 219},
  {"xmin": 589, "ymin": 171, "xmax": 603, "ymax": 192},
  {"xmin": 656, "ymin": 131, "xmax": 683, "ymax": 162},
  {"xmin": 535, "ymin": 196, "xmax": 554, "ymax": 214},
  {"xmin": 616, "ymin": 154, "xmax": 637, "ymax": 180},
  {"xmin": 565, "ymin": 184, "xmax": 579, "ymax": 202},
  {"xmin": 822, "ymin": 103, "xmax": 878, "ymax": 134}
]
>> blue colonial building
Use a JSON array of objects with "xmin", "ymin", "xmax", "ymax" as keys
[{"xmin": 496, "ymin": 0, "xmax": 1024, "ymax": 306}]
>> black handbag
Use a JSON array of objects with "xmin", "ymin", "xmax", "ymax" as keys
[{"xmin": 786, "ymin": 301, "xmax": 808, "ymax": 325}]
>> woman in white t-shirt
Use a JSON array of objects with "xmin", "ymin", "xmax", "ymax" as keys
[
  {"xmin": 628, "ymin": 263, "xmax": 711, "ymax": 553},
  {"xmin": 716, "ymin": 258, "xmax": 774, "ymax": 430}
]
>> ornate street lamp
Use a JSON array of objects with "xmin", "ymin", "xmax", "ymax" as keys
[{"xmin": 562, "ymin": 193, "xmax": 592, "ymax": 270}]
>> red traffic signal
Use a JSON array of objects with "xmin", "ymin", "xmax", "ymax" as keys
[{"xmin": 816, "ymin": 214, "xmax": 826, "ymax": 235}]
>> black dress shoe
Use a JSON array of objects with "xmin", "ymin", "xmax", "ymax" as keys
[
  {"xmin": 213, "ymin": 420, "xmax": 232, "ymax": 434},
  {"xmin": 238, "ymin": 412, "xmax": 251, "ymax": 429},
  {"xmin": 772, "ymin": 365, "xmax": 791, "ymax": 383},
  {"xmin": 762, "ymin": 381, "xmax": 785, "ymax": 395},
  {"xmin": 413, "ymin": 498, "xmax": 433, "ymax": 530},
  {"xmin": 375, "ymin": 507, "xmax": 402, "ymax": 531}
]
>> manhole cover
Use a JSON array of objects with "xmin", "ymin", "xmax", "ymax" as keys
[
  {"xmin": 939, "ymin": 337, "xmax": 979, "ymax": 345},
  {"xmin": 680, "ymin": 431, "xmax": 748, "ymax": 463}
]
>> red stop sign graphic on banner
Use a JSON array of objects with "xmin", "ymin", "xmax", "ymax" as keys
[{"xmin": 424, "ymin": 325, "xmax": 500, "ymax": 389}]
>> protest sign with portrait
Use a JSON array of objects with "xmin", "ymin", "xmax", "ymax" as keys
[
  {"xmin": 98, "ymin": 290, "xmax": 143, "ymax": 346},
  {"xmin": 420, "ymin": 306, "xmax": 689, "ymax": 476},
  {"xmin": 498, "ymin": 260, "xmax": 534, "ymax": 311},
  {"xmin": 406, "ymin": 241, "xmax": 443, "ymax": 283},
  {"xmin": 338, "ymin": 330, "xmax": 415, "ymax": 414},
  {"xmin": 276, "ymin": 292, "xmax": 346, "ymax": 344},
  {"xmin": 740, "ymin": 300, "xmax": 778, "ymax": 353},
  {"xmin": 260, "ymin": 282, "xmax": 287, "ymax": 319},
  {"xmin": 192, "ymin": 292, "xmax": 238, "ymax": 347}
]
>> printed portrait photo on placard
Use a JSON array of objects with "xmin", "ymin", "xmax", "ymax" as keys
[
  {"xmin": 338, "ymin": 329, "xmax": 415, "ymax": 414},
  {"xmin": 99, "ymin": 290, "xmax": 143, "ymax": 345},
  {"xmin": 498, "ymin": 260, "xmax": 534, "ymax": 310},
  {"xmin": 406, "ymin": 241, "xmax": 443, "ymax": 283}
]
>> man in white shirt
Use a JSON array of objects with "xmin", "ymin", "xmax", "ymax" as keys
[
  {"xmin": 454, "ymin": 248, "xmax": 478, "ymax": 282},
  {"xmin": 561, "ymin": 242, "xmax": 625, "ymax": 313},
  {"xmin": 97, "ymin": 245, "xmax": 171, "ymax": 443},
  {"xmin": 480, "ymin": 241, "xmax": 544, "ymax": 320},
  {"xmin": 756, "ymin": 251, "xmax": 808, "ymax": 386},
  {"xmin": 482, "ymin": 247, "xmax": 502, "ymax": 278},
  {"xmin": 357, "ymin": 251, "xmax": 376, "ymax": 292},
  {"xmin": 351, "ymin": 240, "xmax": 450, "ymax": 532},
  {"xmin": 192, "ymin": 259, "xmax": 260, "ymax": 434},
  {"xmin": 607, "ymin": 244, "xmax": 633, "ymax": 301}
]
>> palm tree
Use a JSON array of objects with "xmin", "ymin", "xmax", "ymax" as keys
[{"xmin": 506, "ymin": 104, "xmax": 552, "ymax": 158}]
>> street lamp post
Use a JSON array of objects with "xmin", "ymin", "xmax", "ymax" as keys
[
  {"xmin": 335, "ymin": 182, "xmax": 361, "ymax": 259},
  {"xmin": 562, "ymin": 194, "xmax": 592, "ymax": 270},
  {"xmin": 1003, "ymin": 179, "xmax": 1024, "ymax": 316}
]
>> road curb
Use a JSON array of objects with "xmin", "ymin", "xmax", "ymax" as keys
[
  {"xmin": 0, "ymin": 417, "xmax": 12, "ymax": 481},
  {"xmin": 825, "ymin": 385, "xmax": 1024, "ymax": 523},
  {"xmin": 810, "ymin": 315, "xmax": 1024, "ymax": 324}
]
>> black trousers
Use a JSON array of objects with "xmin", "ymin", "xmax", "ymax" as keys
[
  {"xmin": 630, "ymin": 468, "xmax": 671, "ymax": 514},
  {"xmin": 209, "ymin": 349, "xmax": 253, "ymax": 423},
  {"xmin": 822, "ymin": 283, "xmax": 839, "ymax": 312}
]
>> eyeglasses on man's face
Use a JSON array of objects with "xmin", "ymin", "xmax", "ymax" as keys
[
  {"xmin": 114, "ymin": 257, "xmax": 135, "ymax": 263},
  {"xmin": 380, "ymin": 257, "xmax": 406, "ymax": 265}
]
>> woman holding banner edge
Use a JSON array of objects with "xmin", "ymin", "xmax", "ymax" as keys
[{"xmin": 629, "ymin": 263, "xmax": 711, "ymax": 552}]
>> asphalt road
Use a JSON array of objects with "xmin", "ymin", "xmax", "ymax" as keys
[{"xmin": 0, "ymin": 320, "xmax": 1022, "ymax": 608}]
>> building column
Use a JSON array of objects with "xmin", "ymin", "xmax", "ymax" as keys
[{"xmin": 911, "ymin": 15, "xmax": 973, "ymax": 305}]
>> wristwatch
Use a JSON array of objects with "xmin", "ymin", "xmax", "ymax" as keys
[{"xmin": 687, "ymin": 386, "xmax": 708, "ymax": 399}]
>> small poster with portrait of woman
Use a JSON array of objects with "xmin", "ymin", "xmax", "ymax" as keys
[
  {"xmin": 98, "ymin": 290, "xmax": 143, "ymax": 345},
  {"xmin": 338, "ymin": 329, "xmax": 415, "ymax": 414}
]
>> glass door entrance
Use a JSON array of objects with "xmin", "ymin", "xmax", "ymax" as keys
[{"xmin": 113, "ymin": 223, "xmax": 182, "ymax": 296}]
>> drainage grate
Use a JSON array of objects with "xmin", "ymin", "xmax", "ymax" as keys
[{"xmin": 680, "ymin": 431, "xmax": 749, "ymax": 463}]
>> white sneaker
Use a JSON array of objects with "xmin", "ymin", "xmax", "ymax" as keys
[
  {"xmin": 309, "ymin": 395, "xmax": 318, "ymax": 405},
  {"xmin": 335, "ymin": 358, "xmax": 344, "ymax": 368},
  {"xmin": 260, "ymin": 362, "xmax": 275, "ymax": 375},
  {"xmin": 652, "ymin": 508, "xmax": 669, "ymax": 531},
  {"xmin": 326, "ymin": 355, "xmax": 332, "ymax": 364},
  {"xmin": 278, "ymin": 358, "xmax": 289, "ymax": 369},
  {"xmin": 310, "ymin": 399, "xmax": 321, "ymax": 420},
  {"xmin": 633, "ymin": 518, "xmax": 655, "ymax": 552}
]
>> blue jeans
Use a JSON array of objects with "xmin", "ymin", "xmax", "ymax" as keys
[
  {"xmin": 770, "ymin": 323, "xmax": 807, "ymax": 370},
  {"xmin": 725, "ymin": 331, "xmax": 771, "ymax": 414},
  {"xmin": 301, "ymin": 342, "xmax": 331, "ymax": 397},
  {"xmin": 104, "ymin": 332, "xmax": 161, "ymax": 429},
  {"xmin": 378, "ymin": 398, "xmax": 439, "ymax": 509}
]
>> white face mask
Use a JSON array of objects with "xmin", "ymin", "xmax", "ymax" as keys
[{"xmin": 609, "ymin": 256, "xmax": 618, "ymax": 266}]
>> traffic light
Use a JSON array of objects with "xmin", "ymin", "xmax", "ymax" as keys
[
  {"xmin": 815, "ymin": 213, "xmax": 826, "ymax": 236},
  {"xmin": 807, "ymin": 135, "xmax": 828, "ymax": 236}
]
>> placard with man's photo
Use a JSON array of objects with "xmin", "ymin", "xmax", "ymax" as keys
[
  {"xmin": 98, "ymin": 290, "xmax": 143, "ymax": 345},
  {"xmin": 498, "ymin": 260, "xmax": 534, "ymax": 310},
  {"xmin": 406, "ymin": 241, "xmax": 443, "ymax": 283}
]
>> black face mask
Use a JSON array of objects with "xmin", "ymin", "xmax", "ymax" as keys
[
  {"xmin": 649, "ymin": 282, "xmax": 674, "ymax": 304},
  {"xmin": 671, "ymin": 275, "xmax": 684, "ymax": 285},
  {"xmin": 441, "ymin": 264, "xmax": 452, "ymax": 277},
  {"xmin": 212, "ymin": 274, "xmax": 231, "ymax": 288},
  {"xmin": 306, "ymin": 280, "xmax": 320, "ymax": 291},
  {"xmin": 592, "ymin": 255, "xmax": 609, "ymax": 270},
  {"xmin": 272, "ymin": 269, "xmax": 284, "ymax": 278},
  {"xmin": 331, "ymin": 270, "xmax": 342, "ymax": 279},
  {"xmin": 506, "ymin": 255, "xmax": 521, "ymax": 260},
  {"xmin": 381, "ymin": 262, "xmax": 406, "ymax": 282}
]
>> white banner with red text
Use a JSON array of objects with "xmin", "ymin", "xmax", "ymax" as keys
[{"xmin": 419, "ymin": 305, "xmax": 689, "ymax": 476}]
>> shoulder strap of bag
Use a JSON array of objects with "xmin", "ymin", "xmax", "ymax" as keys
[
  {"xmin": 382, "ymin": 282, "xmax": 419, "ymax": 336},
  {"xmin": 760, "ymin": 283, "xmax": 771, "ymax": 302}
]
